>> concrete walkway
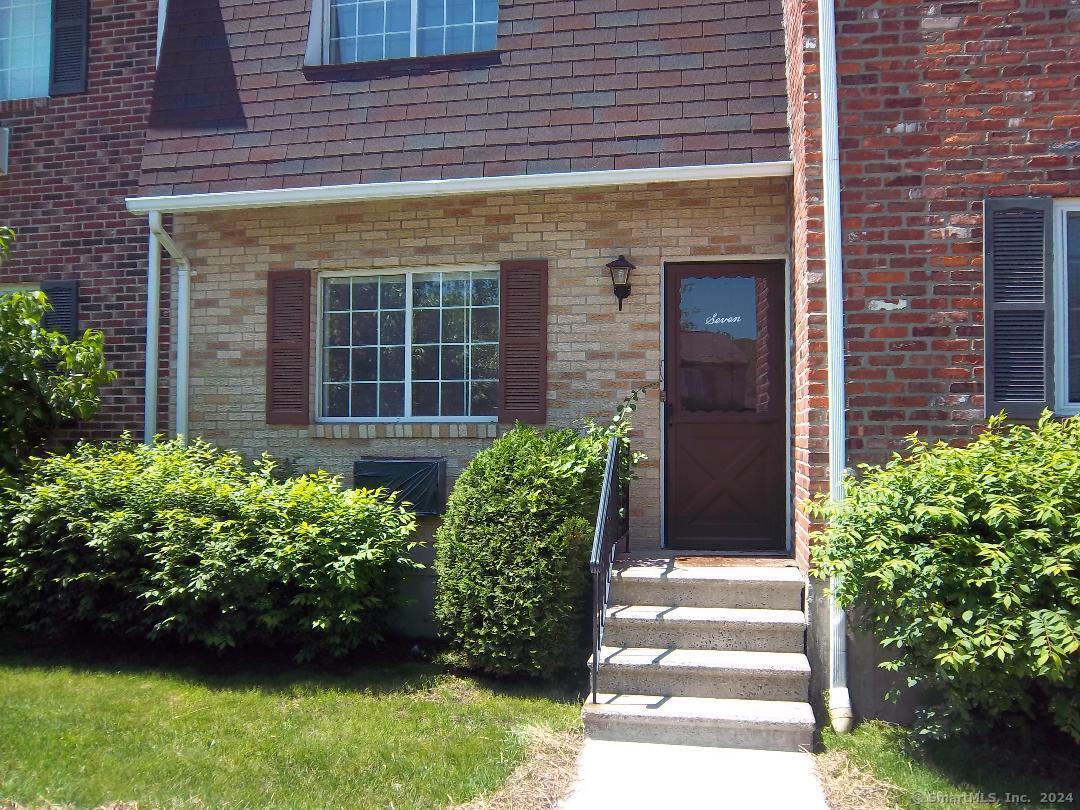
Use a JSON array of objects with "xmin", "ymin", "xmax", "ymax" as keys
[{"xmin": 559, "ymin": 739, "xmax": 830, "ymax": 810}]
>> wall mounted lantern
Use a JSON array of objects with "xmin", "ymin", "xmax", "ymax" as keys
[{"xmin": 606, "ymin": 255, "xmax": 634, "ymax": 311}]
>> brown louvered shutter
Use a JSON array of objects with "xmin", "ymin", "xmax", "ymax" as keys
[
  {"xmin": 50, "ymin": 0, "xmax": 89, "ymax": 95},
  {"xmin": 266, "ymin": 270, "xmax": 311, "ymax": 425},
  {"xmin": 984, "ymin": 196, "xmax": 1054, "ymax": 419},
  {"xmin": 40, "ymin": 279, "xmax": 79, "ymax": 341},
  {"xmin": 498, "ymin": 259, "xmax": 548, "ymax": 424}
]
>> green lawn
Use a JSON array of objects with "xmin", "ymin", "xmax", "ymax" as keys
[
  {"xmin": 0, "ymin": 636, "xmax": 581, "ymax": 810},
  {"xmin": 822, "ymin": 721, "xmax": 1080, "ymax": 810}
]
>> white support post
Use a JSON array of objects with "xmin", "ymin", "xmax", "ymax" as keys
[
  {"xmin": 175, "ymin": 261, "xmax": 191, "ymax": 441},
  {"xmin": 144, "ymin": 223, "xmax": 162, "ymax": 444},
  {"xmin": 145, "ymin": 211, "xmax": 192, "ymax": 443}
]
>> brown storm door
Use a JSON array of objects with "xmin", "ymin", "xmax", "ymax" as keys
[{"xmin": 664, "ymin": 263, "xmax": 786, "ymax": 551}]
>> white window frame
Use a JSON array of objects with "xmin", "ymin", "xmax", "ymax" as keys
[
  {"xmin": 1052, "ymin": 199, "xmax": 1080, "ymax": 416},
  {"xmin": 315, "ymin": 264, "xmax": 500, "ymax": 424},
  {"xmin": 319, "ymin": 0, "xmax": 498, "ymax": 65},
  {"xmin": 0, "ymin": 0, "xmax": 52, "ymax": 102}
]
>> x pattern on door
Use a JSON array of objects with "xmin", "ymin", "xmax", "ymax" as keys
[{"xmin": 672, "ymin": 433, "xmax": 774, "ymax": 527}]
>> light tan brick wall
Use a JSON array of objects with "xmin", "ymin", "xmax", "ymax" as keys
[{"xmin": 173, "ymin": 177, "xmax": 790, "ymax": 552}]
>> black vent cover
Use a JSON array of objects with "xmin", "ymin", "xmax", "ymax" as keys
[{"xmin": 354, "ymin": 458, "xmax": 447, "ymax": 516}]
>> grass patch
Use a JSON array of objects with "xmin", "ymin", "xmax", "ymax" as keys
[
  {"xmin": 816, "ymin": 747, "xmax": 900, "ymax": 810},
  {"xmin": 452, "ymin": 725, "xmax": 581, "ymax": 810},
  {"xmin": 820, "ymin": 721, "xmax": 1080, "ymax": 810},
  {"xmin": 0, "ymin": 634, "xmax": 581, "ymax": 810}
]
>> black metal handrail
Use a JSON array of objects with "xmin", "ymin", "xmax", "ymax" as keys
[{"xmin": 589, "ymin": 435, "xmax": 629, "ymax": 704}]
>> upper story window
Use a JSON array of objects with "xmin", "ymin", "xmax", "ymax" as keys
[
  {"xmin": 0, "ymin": 0, "xmax": 52, "ymax": 101},
  {"xmin": 327, "ymin": 0, "xmax": 498, "ymax": 64},
  {"xmin": 318, "ymin": 267, "xmax": 500, "ymax": 421}
]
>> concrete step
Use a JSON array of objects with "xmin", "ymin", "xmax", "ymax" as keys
[
  {"xmin": 595, "ymin": 646, "xmax": 810, "ymax": 701},
  {"xmin": 604, "ymin": 605, "xmax": 805, "ymax": 652},
  {"xmin": 583, "ymin": 694, "xmax": 816, "ymax": 752},
  {"xmin": 611, "ymin": 563, "xmax": 804, "ymax": 610}
]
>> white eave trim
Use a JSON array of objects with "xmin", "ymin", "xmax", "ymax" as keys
[{"xmin": 125, "ymin": 161, "xmax": 794, "ymax": 214}]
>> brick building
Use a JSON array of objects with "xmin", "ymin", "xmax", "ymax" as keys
[
  {"xmin": 131, "ymin": 0, "xmax": 796, "ymax": 556},
  {"xmin": 3, "ymin": 0, "xmax": 1078, "ymax": 735},
  {"xmin": 124, "ymin": 0, "xmax": 1079, "ymax": 562},
  {"xmin": 0, "ymin": 1, "xmax": 163, "ymax": 438},
  {"xmin": 783, "ymin": 0, "xmax": 1079, "ymax": 560},
  {"xmin": 783, "ymin": 0, "xmax": 1078, "ymax": 726}
]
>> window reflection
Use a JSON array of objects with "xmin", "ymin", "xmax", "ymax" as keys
[{"xmin": 677, "ymin": 275, "xmax": 771, "ymax": 413}]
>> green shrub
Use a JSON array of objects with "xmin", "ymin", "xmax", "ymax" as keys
[
  {"xmin": 0, "ymin": 230, "xmax": 115, "ymax": 473},
  {"xmin": 0, "ymin": 437, "xmax": 420, "ymax": 660},
  {"xmin": 435, "ymin": 392, "xmax": 645, "ymax": 678},
  {"xmin": 811, "ymin": 413, "xmax": 1080, "ymax": 741}
]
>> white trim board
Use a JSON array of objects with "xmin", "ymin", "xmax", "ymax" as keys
[{"xmin": 126, "ymin": 161, "xmax": 795, "ymax": 214}]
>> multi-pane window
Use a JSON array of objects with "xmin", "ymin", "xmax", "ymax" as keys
[
  {"xmin": 0, "ymin": 0, "xmax": 51, "ymax": 101},
  {"xmin": 328, "ymin": 0, "xmax": 498, "ymax": 64},
  {"xmin": 320, "ymin": 269, "xmax": 500, "ymax": 420}
]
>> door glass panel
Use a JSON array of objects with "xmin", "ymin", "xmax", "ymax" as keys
[{"xmin": 677, "ymin": 275, "xmax": 771, "ymax": 413}]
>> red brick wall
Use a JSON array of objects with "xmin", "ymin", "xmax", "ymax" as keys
[
  {"xmin": 0, "ymin": 1, "xmax": 161, "ymax": 439},
  {"xmin": 837, "ymin": 0, "xmax": 1079, "ymax": 465},
  {"xmin": 785, "ymin": 0, "xmax": 1080, "ymax": 569},
  {"xmin": 141, "ymin": 0, "xmax": 790, "ymax": 195},
  {"xmin": 784, "ymin": 0, "xmax": 831, "ymax": 569}
]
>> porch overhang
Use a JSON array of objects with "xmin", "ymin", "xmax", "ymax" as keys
[{"xmin": 125, "ymin": 161, "xmax": 794, "ymax": 215}]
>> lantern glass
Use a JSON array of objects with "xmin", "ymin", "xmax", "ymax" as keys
[
  {"xmin": 606, "ymin": 255, "xmax": 634, "ymax": 286},
  {"xmin": 605, "ymin": 255, "xmax": 634, "ymax": 310}
]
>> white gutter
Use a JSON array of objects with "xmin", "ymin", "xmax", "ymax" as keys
[
  {"xmin": 818, "ymin": 0, "xmax": 854, "ymax": 733},
  {"xmin": 125, "ymin": 161, "xmax": 794, "ymax": 214},
  {"xmin": 145, "ymin": 211, "xmax": 192, "ymax": 443}
]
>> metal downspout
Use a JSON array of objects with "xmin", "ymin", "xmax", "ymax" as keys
[{"xmin": 818, "ymin": 0, "xmax": 854, "ymax": 733}]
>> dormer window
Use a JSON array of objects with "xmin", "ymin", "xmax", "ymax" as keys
[{"xmin": 315, "ymin": 0, "xmax": 498, "ymax": 65}]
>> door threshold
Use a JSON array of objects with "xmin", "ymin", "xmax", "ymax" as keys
[
  {"xmin": 618, "ymin": 552, "xmax": 797, "ymax": 569},
  {"xmin": 652, "ymin": 552, "xmax": 790, "ymax": 557},
  {"xmin": 628, "ymin": 549, "xmax": 794, "ymax": 559}
]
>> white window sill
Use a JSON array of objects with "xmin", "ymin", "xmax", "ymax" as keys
[{"xmin": 316, "ymin": 416, "xmax": 498, "ymax": 424}]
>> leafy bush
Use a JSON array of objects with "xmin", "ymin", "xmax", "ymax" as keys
[
  {"xmin": 435, "ymin": 393, "xmax": 645, "ymax": 678},
  {"xmin": 811, "ymin": 413, "xmax": 1080, "ymax": 741},
  {"xmin": 0, "ymin": 437, "xmax": 420, "ymax": 660},
  {"xmin": 0, "ymin": 231, "xmax": 115, "ymax": 472}
]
